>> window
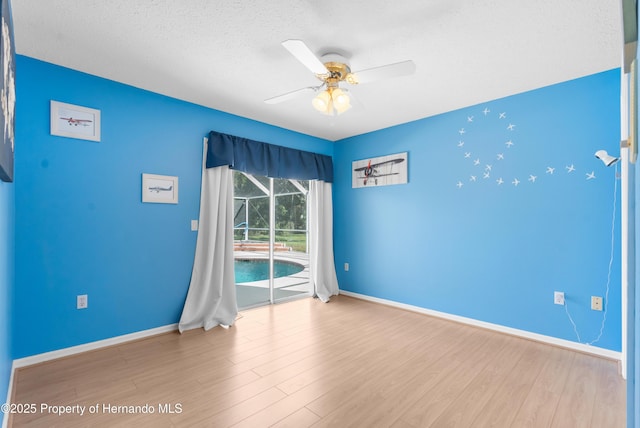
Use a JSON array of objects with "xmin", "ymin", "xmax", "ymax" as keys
[{"xmin": 233, "ymin": 171, "xmax": 310, "ymax": 308}]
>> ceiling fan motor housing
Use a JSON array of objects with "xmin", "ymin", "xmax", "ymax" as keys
[{"xmin": 317, "ymin": 53, "xmax": 356, "ymax": 86}]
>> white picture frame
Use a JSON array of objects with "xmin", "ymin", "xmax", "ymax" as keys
[
  {"xmin": 352, "ymin": 152, "xmax": 408, "ymax": 188},
  {"xmin": 50, "ymin": 100, "xmax": 101, "ymax": 142},
  {"xmin": 142, "ymin": 173, "xmax": 178, "ymax": 204}
]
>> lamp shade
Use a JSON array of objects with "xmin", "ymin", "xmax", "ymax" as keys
[
  {"xmin": 331, "ymin": 88, "xmax": 351, "ymax": 114},
  {"xmin": 312, "ymin": 90, "xmax": 331, "ymax": 114}
]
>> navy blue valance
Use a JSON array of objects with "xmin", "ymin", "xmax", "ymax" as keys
[{"xmin": 206, "ymin": 131, "xmax": 333, "ymax": 182}]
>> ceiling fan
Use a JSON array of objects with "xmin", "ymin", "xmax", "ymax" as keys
[{"xmin": 264, "ymin": 39, "xmax": 416, "ymax": 116}]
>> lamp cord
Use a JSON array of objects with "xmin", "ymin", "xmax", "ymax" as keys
[{"xmin": 564, "ymin": 163, "xmax": 617, "ymax": 346}]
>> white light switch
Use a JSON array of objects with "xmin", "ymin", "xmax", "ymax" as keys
[{"xmin": 191, "ymin": 220, "xmax": 198, "ymax": 231}]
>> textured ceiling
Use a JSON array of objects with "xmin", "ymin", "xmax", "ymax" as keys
[{"xmin": 11, "ymin": 0, "xmax": 623, "ymax": 141}]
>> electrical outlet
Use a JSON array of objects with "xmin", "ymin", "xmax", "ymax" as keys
[
  {"xmin": 591, "ymin": 296, "xmax": 603, "ymax": 311},
  {"xmin": 344, "ymin": 263, "xmax": 349, "ymax": 272},
  {"xmin": 191, "ymin": 220, "xmax": 198, "ymax": 231},
  {"xmin": 554, "ymin": 291, "xmax": 565, "ymax": 305},
  {"xmin": 77, "ymin": 294, "xmax": 88, "ymax": 309}
]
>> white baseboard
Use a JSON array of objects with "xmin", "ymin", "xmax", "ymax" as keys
[
  {"xmin": 2, "ymin": 324, "xmax": 178, "ymax": 428},
  {"xmin": 340, "ymin": 290, "xmax": 622, "ymax": 361},
  {"xmin": 12, "ymin": 324, "xmax": 178, "ymax": 369}
]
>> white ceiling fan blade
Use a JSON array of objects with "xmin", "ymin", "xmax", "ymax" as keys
[
  {"xmin": 264, "ymin": 86, "xmax": 316, "ymax": 104},
  {"xmin": 281, "ymin": 39, "xmax": 329, "ymax": 75},
  {"xmin": 352, "ymin": 60, "xmax": 416, "ymax": 84}
]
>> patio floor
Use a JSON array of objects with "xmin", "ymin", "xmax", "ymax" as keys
[{"xmin": 234, "ymin": 249, "xmax": 311, "ymax": 308}]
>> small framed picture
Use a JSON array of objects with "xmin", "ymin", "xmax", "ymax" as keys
[
  {"xmin": 142, "ymin": 173, "xmax": 178, "ymax": 204},
  {"xmin": 50, "ymin": 100, "xmax": 101, "ymax": 142},
  {"xmin": 352, "ymin": 152, "xmax": 408, "ymax": 188}
]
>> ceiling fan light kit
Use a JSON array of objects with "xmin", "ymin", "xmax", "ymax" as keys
[
  {"xmin": 312, "ymin": 87, "xmax": 352, "ymax": 115},
  {"xmin": 311, "ymin": 57, "xmax": 354, "ymax": 115},
  {"xmin": 267, "ymin": 39, "xmax": 415, "ymax": 116}
]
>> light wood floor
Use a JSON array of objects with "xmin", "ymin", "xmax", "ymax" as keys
[{"xmin": 9, "ymin": 295, "xmax": 625, "ymax": 427}]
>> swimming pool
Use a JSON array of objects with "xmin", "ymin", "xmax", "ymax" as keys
[{"xmin": 234, "ymin": 259, "xmax": 305, "ymax": 283}]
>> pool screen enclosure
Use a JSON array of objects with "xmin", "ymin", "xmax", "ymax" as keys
[{"xmin": 232, "ymin": 171, "xmax": 310, "ymax": 307}]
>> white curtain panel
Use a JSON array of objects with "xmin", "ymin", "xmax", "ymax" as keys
[
  {"xmin": 309, "ymin": 180, "xmax": 340, "ymax": 302},
  {"xmin": 178, "ymin": 165, "xmax": 238, "ymax": 332}
]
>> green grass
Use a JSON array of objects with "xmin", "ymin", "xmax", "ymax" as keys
[
  {"xmin": 235, "ymin": 230, "xmax": 307, "ymax": 252},
  {"xmin": 276, "ymin": 232, "xmax": 307, "ymax": 252}
]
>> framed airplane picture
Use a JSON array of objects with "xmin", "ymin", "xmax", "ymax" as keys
[
  {"xmin": 0, "ymin": 0, "xmax": 16, "ymax": 182},
  {"xmin": 142, "ymin": 173, "xmax": 178, "ymax": 204},
  {"xmin": 50, "ymin": 100, "xmax": 101, "ymax": 142},
  {"xmin": 352, "ymin": 152, "xmax": 408, "ymax": 188}
]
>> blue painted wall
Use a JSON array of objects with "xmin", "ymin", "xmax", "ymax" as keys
[
  {"xmin": 12, "ymin": 55, "xmax": 332, "ymax": 359},
  {"xmin": 0, "ymin": 180, "xmax": 13, "ymax": 406},
  {"xmin": 334, "ymin": 69, "xmax": 622, "ymax": 352}
]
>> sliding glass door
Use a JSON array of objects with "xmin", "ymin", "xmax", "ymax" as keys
[{"xmin": 233, "ymin": 171, "xmax": 311, "ymax": 308}]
